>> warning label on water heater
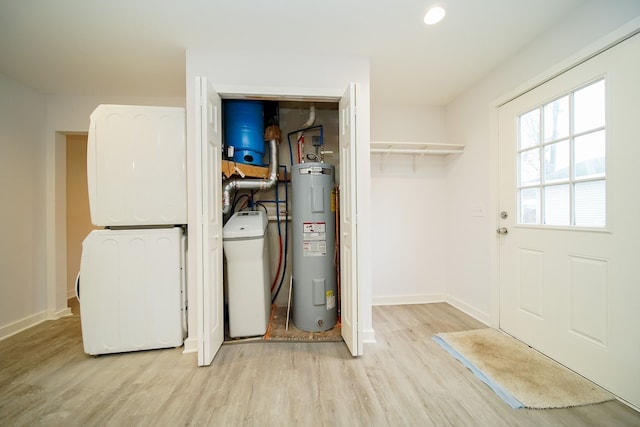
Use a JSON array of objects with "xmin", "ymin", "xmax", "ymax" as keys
[
  {"xmin": 303, "ymin": 222, "xmax": 327, "ymax": 256},
  {"xmin": 326, "ymin": 290, "xmax": 335, "ymax": 310}
]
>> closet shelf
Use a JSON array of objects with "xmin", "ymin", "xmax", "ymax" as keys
[{"xmin": 370, "ymin": 141, "xmax": 464, "ymax": 155}]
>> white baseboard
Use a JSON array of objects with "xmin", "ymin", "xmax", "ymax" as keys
[
  {"xmin": 49, "ymin": 307, "xmax": 72, "ymax": 319},
  {"xmin": 362, "ymin": 328, "xmax": 376, "ymax": 344},
  {"xmin": 182, "ymin": 336, "xmax": 198, "ymax": 354},
  {"xmin": 0, "ymin": 311, "xmax": 48, "ymax": 341},
  {"xmin": 372, "ymin": 293, "xmax": 446, "ymax": 306},
  {"xmin": 445, "ymin": 295, "xmax": 490, "ymax": 326}
]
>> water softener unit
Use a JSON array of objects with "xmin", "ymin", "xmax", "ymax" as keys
[{"xmin": 291, "ymin": 162, "xmax": 337, "ymax": 332}]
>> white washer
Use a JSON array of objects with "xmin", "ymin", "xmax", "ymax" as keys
[
  {"xmin": 223, "ymin": 211, "xmax": 271, "ymax": 338},
  {"xmin": 79, "ymin": 227, "xmax": 186, "ymax": 355}
]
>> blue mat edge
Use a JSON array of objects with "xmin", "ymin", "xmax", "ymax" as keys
[{"xmin": 432, "ymin": 334, "xmax": 525, "ymax": 409}]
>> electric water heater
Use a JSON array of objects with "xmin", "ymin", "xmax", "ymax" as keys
[{"xmin": 291, "ymin": 162, "xmax": 337, "ymax": 332}]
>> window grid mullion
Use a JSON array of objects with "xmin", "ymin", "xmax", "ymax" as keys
[
  {"xmin": 539, "ymin": 106, "xmax": 545, "ymax": 224},
  {"xmin": 569, "ymin": 91, "xmax": 576, "ymax": 226}
]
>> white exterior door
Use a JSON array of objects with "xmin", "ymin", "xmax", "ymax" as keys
[
  {"xmin": 195, "ymin": 77, "xmax": 224, "ymax": 366},
  {"xmin": 339, "ymin": 83, "xmax": 361, "ymax": 356},
  {"xmin": 498, "ymin": 33, "xmax": 640, "ymax": 407}
]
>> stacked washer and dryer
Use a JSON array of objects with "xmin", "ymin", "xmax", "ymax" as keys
[{"xmin": 78, "ymin": 105, "xmax": 187, "ymax": 356}]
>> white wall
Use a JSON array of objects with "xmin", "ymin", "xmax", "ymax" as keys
[
  {"xmin": 444, "ymin": 0, "xmax": 640, "ymax": 324},
  {"xmin": 369, "ymin": 104, "xmax": 450, "ymax": 305},
  {"xmin": 185, "ymin": 50, "xmax": 374, "ymax": 349},
  {"xmin": 0, "ymin": 73, "xmax": 47, "ymax": 337}
]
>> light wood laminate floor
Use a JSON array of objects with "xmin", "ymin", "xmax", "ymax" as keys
[{"xmin": 1, "ymin": 301, "xmax": 638, "ymax": 426}]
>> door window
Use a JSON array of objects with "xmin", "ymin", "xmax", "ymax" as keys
[{"xmin": 517, "ymin": 78, "xmax": 606, "ymax": 228}]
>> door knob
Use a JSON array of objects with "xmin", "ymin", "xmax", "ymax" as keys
[{"xmin": 496, "ymin": 227, "xmax": 508, "ymax": 235}]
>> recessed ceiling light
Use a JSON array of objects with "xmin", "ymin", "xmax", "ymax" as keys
[{"xmin": 424, "ymin": 6, "xmax": 446, "ymax": 25}]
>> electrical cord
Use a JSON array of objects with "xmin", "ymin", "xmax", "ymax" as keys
[{"xmin": 272, "ymin": 165, "xmax": 290, "ymax": 303}]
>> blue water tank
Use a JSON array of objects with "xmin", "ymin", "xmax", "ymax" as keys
[{"xmin": 225, "ymin": 100, "xmax": 265, "ymax": 166}]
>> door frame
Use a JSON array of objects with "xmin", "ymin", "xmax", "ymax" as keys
[
  {"xmin": 187, "ymin": 81, "xmax": 370, "ymax": 363},
  {"xmin": 488, "ymin": 18, "xmax": 640, "ymax": 329}
]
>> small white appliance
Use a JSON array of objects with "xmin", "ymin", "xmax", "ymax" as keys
[
  {"xmin": 79, "ymin": 104, "xmax": 187, "ymax": 355},
  {"xmin": 223, "ymin": 211, "xmax": 271, "ymax": 338}
]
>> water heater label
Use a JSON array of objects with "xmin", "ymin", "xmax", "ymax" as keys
[
  {"xmin": 303, "ymin": 222, "xmax": 326, "ymax": 236},
  {"xmin": 303, "ymin": 240, "xmax": 326, "ymax": 256},
  {"xmin": 303, "ymin": 222, "xmax": 327, "ymax": 256},
  {"xmin": 326, "ymin": 290, "xmax": 336, "ymax": 310}
]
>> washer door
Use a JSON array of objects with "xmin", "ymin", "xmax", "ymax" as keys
[{"xmin": 75, "ymin": 271, "xmax": 81, "ymax": 301}]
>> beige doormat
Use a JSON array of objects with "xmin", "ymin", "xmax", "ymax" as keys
[
  {"xmin": 433, "ymin": 328, "xmax": 614, "ymax": 409},
  {"xmin": 224, "ymin": 306, "xmax": 342, "ymax": 344}
]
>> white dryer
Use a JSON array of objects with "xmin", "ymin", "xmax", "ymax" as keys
[{"xmin": 87, "ymin": 104, "xmax": 187, "ymax": 227}]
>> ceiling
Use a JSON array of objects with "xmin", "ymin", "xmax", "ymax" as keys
[{"xmin": 0, "ymin": 0, "xmax": 585, "ymax": 106}]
